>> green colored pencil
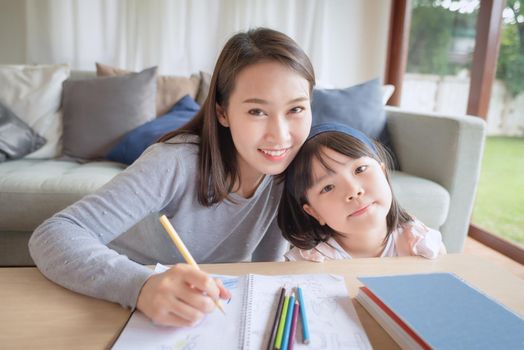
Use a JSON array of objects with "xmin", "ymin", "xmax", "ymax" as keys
[{"xmin": 274, "ymin": 294, "xmax": 290, "ymax": 349}]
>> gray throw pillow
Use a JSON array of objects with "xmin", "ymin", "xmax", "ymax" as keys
[
  {"xmin": 62, "ymin": 66, "xmax": 157, "ymax": 160},
  {"xmin": 312, "ymin": 78, "xmax": 386, "ymax": 139},
  {"xmin": 311, "ymin": 78, "xmax": 397, "ymax": 167},
  {"xmin": 0, "ymin": 102, "xmax": 46, "ymax": 162}
]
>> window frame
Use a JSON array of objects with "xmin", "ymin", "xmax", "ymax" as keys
[{"xmin": 386, "ymin": 0, "xmax": 524, "ymax": 263}]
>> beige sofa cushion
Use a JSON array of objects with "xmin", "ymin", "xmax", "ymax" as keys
[
  {"xmin": 96, "ymin": 63, "xmax": 200, "ymax": 116},
  {"xmin": 0, "ymin": 159, "xmax": 125, "ymax": 231},
  {"xmin": 195, "ymin": 71, "xmax": 212, "ymax": 105}
]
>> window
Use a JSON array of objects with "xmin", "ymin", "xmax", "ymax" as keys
[
  {"xmin": 403, "ymin": 0, "xmax": 524, "ymax": 251},
  {"xmin": 402, "ymin": 0, "xmax": 479, "ymax": 115},
  {"xmin": 471, "ymin": 0, "xmax": 524, "ymax": 248}
]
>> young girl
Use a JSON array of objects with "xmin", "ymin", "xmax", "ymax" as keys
[
  {"xmin": 29, "ymin": 28, "xmax": 314, "ymax": 327},
  {"xmin": 278, "ymin": 123, "xmax": 446, "ymax": 262}
]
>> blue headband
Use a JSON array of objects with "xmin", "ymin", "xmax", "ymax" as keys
[
  {"xmin": 307, "ymin": 122, "xmax": 378, "ymax": 154},
  {"xmin": 285, "ymin": 122, "xmax": 378, "ymax": 198}
]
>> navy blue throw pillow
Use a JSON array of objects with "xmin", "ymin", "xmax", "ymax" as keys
[
  {"xmin": 311, "ymin": 78, "xmax": 397, "ymax": 168},
  {"xmin": 106, "ymin": 95, "xmax": 199, "ymax": 165}
]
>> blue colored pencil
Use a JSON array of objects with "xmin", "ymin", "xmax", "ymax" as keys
[
  {"xmin": 297, "ymin": 287, "xmax": 311, "ymax": 344},
  {"xmin": 280, "ymin": 294, "xmax": 295, "ymax": 350}
]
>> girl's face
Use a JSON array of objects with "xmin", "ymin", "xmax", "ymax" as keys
[
  {"xmin": 217, "ymin": 61, "xmax": 312, "ymax": 180},
  {"xmin": 302, "ymin": 146, "xmax": 393, "ymax": 236}
]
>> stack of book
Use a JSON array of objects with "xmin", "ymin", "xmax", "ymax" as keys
[{"xmin": 356, "ymin": 272, "xmax": 524, "ymax": 350}]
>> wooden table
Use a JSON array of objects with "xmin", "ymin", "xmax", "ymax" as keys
[{"xmin": 1, "ymin": 254, "xmax": 523, "ymax": 349}]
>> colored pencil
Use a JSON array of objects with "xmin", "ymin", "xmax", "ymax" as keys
[
  {"xmin": 159, "ymin": 214, "xmax": 225, "ymax": 315},
  {"xmin": 274, "ymin": 294, "xmax": 290, "ymax": 349},
  {"xmin": 267, "ymin": 287, "xmax": 286, "ymax": 350},
  {"xmin": 297, "ymin": 286, "xmax": 310, "ymax": 344},
  {"xmin": 281, "ymin": 294, "xmax": 296, "ymax": 350},
  {"xmin": 288, "ymin": 299, "xmax": 300, "ymax": 350}
]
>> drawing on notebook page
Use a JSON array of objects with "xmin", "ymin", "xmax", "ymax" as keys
[
  {"xmin": 112, "ymin": 265, "xmax": 372, "ymax": 350},
  {"xmin": 245, "ymin": 274, "xmax": 371, "ymax": 349},
  {"xmin": 112, "ymin": 265, "xmax": 245, "ymax": 350},
  {"xmin": 169, "ymin": 334, "xmax": 199, "ymax": 350}
]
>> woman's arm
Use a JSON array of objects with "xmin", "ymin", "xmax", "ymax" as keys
[{"xmin": 29, "ymin": 143, "xmax": 181, "ymax": 308}]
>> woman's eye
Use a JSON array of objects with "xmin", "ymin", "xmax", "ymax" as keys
[
  {"xmin": 248, "ymin": 109, "xmax": 266, "ymax": 116},
  {"xmin": 290, "ymin": 106, "xmax": 305, "ymax": 114},
  {"xmin": 320, "ymin": 184, "xmax": 334, "ymax": 194},
  {"xmin": 355, "ymin": 165, "xmax": 368, "ymax": 174}
]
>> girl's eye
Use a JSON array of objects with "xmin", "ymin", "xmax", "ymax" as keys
[
  {"xmin": 248, "ymin": 109, "xmax": 266, "ymax": 117},
  {"xmin": 290, "ymin": 106, "xmax": 305, "ymax": 114},
  {"xmin": 320, "ymin": 184, "xmax": 334, "ymax": 194},
  {"xmin": 355, "ymin": 165, "xmax": 368, "ymax": 174}
]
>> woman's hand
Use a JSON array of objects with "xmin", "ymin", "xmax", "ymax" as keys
[{"xmin": 136, "ymin": 264, "xmax": 231, "ymax": 327}]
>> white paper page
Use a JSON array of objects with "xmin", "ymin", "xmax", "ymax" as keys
[
  {"xmin": 245, "ymin": 274, "xmax": 372, "ymax": 350},
  {"xmin": 112, "ymin": 264, "xmax": 244, "ymax": 350}
]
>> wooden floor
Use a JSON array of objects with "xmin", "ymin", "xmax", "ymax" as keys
[{"xmin": 463, "ymin": 236, "xmax": 524, "ymax": 279}]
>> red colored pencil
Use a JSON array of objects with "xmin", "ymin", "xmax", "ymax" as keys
[{"xmin": 288, "ymin": 299, "xmax": 300, "ymax": 350}]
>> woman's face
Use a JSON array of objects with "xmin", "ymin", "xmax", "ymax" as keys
[{"xmin": 217, "ymin": 61, "xmax": 312, "ymax": 181}]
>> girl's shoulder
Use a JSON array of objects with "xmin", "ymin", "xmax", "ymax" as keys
[
  {"xmin": 284, "ymin": 238, "xmax": 350, "ymax": 262},
  {"xmin": 390, "ymin": 219, "xmax": 446, "ymax": 258}
]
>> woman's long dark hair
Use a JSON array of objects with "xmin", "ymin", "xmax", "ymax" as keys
[
  {"xmin": 278, "ymin": 132, "xmax": 412, "ymax": 250},
  {"xmin": 158, "ymin": 28, "xmax": 315, "ymax": 206}
]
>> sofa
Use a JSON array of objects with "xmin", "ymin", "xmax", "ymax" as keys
[{"xmin": 0, "ymin": 69, "xmax": 486, "ymax": 266}]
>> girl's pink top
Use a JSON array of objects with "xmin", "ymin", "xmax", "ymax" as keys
[{"xmin": 285, "ymin": 219, "xmax": 446, "ymax": 262}]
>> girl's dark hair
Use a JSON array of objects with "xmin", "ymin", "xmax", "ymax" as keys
[
  {"xmin": 158, "ymin": 27, "xmax": 315, "ymax": 206},
  {"xmin": 278, "ymin": 132, "xmax": 412, "ymax": 250}
]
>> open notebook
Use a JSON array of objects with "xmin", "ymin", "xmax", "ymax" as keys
[{"xmin": 112, "ymin": 264, "xmax": 371, "ymax": 349}]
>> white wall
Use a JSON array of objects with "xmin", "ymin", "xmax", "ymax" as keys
[
  {"xmin": 0, "ymin": 0, "xmax": 26, "ymax": 64},
  {"xmin": 308, "ymin": 0, "xmax": 392, "ymax": 87},
  {"xmin": 0, "ymin": 0, "xmax": 392, "ymax": 88}
]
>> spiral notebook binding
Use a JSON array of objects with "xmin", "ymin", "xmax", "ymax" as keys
[{"xmin": 238, "ymin": 274, "xmax": 254, "ymax": 349}]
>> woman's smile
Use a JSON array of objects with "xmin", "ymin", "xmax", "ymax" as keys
[{"xmin": 258, "ymin": 147, "xmax": 291, "ymax": 161}]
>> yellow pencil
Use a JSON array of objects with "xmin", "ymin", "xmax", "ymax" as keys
[{"xmin": 159, "ymin": 214, "xmax": 226, "ymax": 315}]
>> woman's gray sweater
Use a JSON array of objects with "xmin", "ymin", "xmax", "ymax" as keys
[{"xmin": 29, "ymin": 137, "xmax": 287, "ymax": 308}]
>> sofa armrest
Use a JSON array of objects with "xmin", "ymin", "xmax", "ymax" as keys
[{"xmin": 386, "ymin": 106, "xmax": 486, "ymax": 253}]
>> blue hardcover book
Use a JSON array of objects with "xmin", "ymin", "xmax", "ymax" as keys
[{"xmin": 356, "ymin": 273, "xmax": 524, "ymax": 350}]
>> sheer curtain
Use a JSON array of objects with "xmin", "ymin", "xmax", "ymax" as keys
[{"xmin": 25, "ymin": 0, "xmax": 391, "ymax": 87}]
